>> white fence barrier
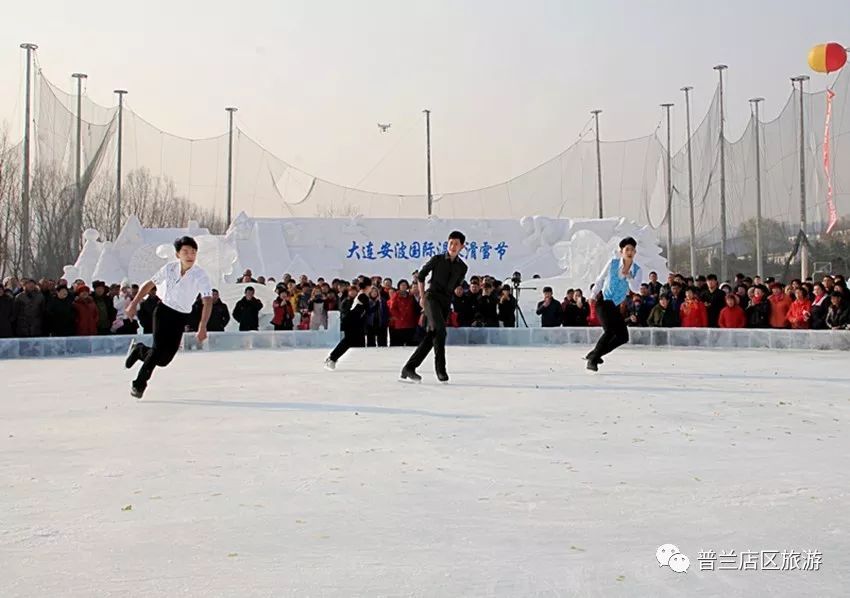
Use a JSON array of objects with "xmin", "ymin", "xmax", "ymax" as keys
[{"xmin": 1, "ymin": 326, "xmax": 848, "ymax": 360}]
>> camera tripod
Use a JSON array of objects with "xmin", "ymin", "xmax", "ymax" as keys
[{"xmin": 512, "ymin": 280, "xmax": 537, "ymax": 328}]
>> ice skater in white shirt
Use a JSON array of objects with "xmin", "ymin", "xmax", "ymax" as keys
[{"xmin": 124, "ymin": 236, "xmax": 213, "ymax": 398}]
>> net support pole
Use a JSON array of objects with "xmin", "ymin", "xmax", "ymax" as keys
[
  {"xmin": 225, "ymin": 107, "xmax": 238, "ymax": 228},
  {"xmin": 682, "ymin": 86, "xmax": 696, "ymax": 276},
  {"xmin": 114, "ymin": 89, "xmax": 128, "ymax": 240},
  {"xmin": 714, "ymin": 64, "xmax": 728, "ymax": 282},
  {"xmin": 591, "ymin": 109, "xmax": 603, "ymax": 219},
  {"xmin": 424, "ymin": 109, "xmax": 432, "ymax": 216},
  {"xmin": 661, "ymin": 103, "xmax": 674, "ymax": 271},
  {"xmin": 19, "ymin": 43, "xmax": 37, "ymax": 276},
  {"xmin": 72, "ymin": 72, "xmax": 88, "ymax": 257},
  {"xmin": 792, "ymin": 75, "xmax": 810, "ymax": 280},
  {"xmin": 749, "ymin": 97, "xmax": 765, "ymax": 278}
]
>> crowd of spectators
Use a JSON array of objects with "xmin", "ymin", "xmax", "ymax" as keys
[
  {"xmin": 540, "ymin": 271, "xmax": 850, "ymax": 331},
  {"xmin": 2, "ymin": 268, "xmax": 848, "ymax": 342}
]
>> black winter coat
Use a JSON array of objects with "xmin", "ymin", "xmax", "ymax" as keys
[
  {"xmin": 498, "ymin": 295, "xmax": 517, "ymax": 328},
  {"xmin": 746, "ymin": 300, "xmax": 771, "ymax": 329},
  {"xmin": 233, "ymin": 297, "xmax": 263, "ymax": 331},
  {"xmin": 0, "ymin": 293, "xmax": 13, "ymax": 337},
  {"xmin": 207, "ymin": 300, "xmax": 231, "ymax": 332},
  {"xmin": 451, "ymin": 293, "xmax": 475, "ymax": 327},
  {"xmin": 47, "ymin": 295, "xmax": 77, "ymax": 337},
  {"xmin": 475, "ymin": 294, "xmax": 499, "ymax": 327},
  {"xmin": 826, "ymin": 304, "xmax": 850, "ymax": 329},
  {"xmin": 13, "ymin": 291, "xmax": 45, "ymax": 337},
  {"xmin": 340, "ymin": 293, "xmax": 369, "ymax": 332},
  {"xmin": 536, "ymin": 299, "xmax": 563, "ymax": 328}
]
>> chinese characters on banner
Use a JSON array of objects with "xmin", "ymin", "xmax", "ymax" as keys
[{"xmin": 345, "ymin": 240, "xmax": 509, "ymax": 261}]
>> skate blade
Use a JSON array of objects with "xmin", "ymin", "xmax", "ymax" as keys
[{"xmin": 398, "ymin": 376, "xmax": 422, "ymax": 384}]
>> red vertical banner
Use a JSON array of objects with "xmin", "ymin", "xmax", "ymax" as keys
[{"xmin": 824, "ymin": 89, "xmax": 838, "ymax": 233}]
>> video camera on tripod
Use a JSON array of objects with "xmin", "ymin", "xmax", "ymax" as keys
[{"xmin": 509, "ymin": 271, "xmax": 537, "ymax": 328}]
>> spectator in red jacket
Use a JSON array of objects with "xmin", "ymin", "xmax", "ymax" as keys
[
  {"xmin": 271, "ymin": 289, "xmax": 295, "ymax": 330},
  {"xmin": 786, "ymin": 287, "xmax": 812, "ymax": 329},
  {"xmin": 718, "ymin": 293, "xmax": 747, "ymax": 329},
  {"xmin": 768, "ymin": 283, "xmax": 792, "ymax": 328},
  {"xmin": 73, "ymin": 286, "xmax": 99, "ymax": 336},
  {"xmin": 587, "ymin": 285, "xmax": 601, "ymax": 326},
  {"xmin": 680, "ymin": 288, "xmax": 709, "ymax": 327},
  {"xmin": 388, "ymin": 279, "xmax": 418, "ymax": 346}
]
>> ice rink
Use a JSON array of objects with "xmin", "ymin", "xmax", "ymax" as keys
[{"xmin": 2, "ymin": 345, "xmax": 848, "ymax": 597}]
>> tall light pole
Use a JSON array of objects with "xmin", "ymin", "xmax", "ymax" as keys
[
  {"xmin": 423, "ymin": 109, "xmax": 432, "ymax": 216},
  {"xmin": 749, "ymin": 97, "xmax": 765, "ymax": 278},
  {"xmin": 591, "ymin": 109, "xmax": 603, "ymax": 218},
  {"xmin": 661, "ymin": 103, "xmax": 674, "ymax": 270},
  {"xmin": 72, "ymin": 72, "xmax": 88, "ymax": 256},
  {"xmin": 714, "ymin": 64, "xmax": 728, "ymax": 281},
  {"xmin": 791, "ymin": 75, "xmax": 810, "ymax": 279},
  {"xmin": 114, "ymin": 89, "xmax": 128, "ymax": 240},
  {"xmin": 19, "ymin": 43, "xmax": 38, "ymax": 275},
  {"xmin": 225, "ymin": 107, "xmax": 238, "ymax": 228},
  {"xmin": 681, "ymin": 86, "xmax": 696, "ymax": 276}
]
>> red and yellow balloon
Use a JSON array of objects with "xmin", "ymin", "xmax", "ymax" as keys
[{"xmin": 808, "ymin": 43, "xmax": 848, "ymax": 74}]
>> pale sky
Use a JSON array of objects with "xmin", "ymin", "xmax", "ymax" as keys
[{"xmin": 2, "ymin": 0, "xmax": 849, "ymax": 195}]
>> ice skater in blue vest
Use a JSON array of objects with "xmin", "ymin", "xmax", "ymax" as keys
[{"xmin": 585, "ymin": 237, "xmax": 643, "ymax": 371}]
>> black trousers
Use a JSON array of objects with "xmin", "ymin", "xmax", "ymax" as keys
[
  {"xmin": 133, "ymin": 304, "xmax": 189, "ymax": 390},
  {"xmin": 390, "ymin": 328, "xmax": 415, "ymax": 347},
  {"xmin": 404, "ymin": 295, "xmax": 449, "ymax": 374},
  {"xmin": 329, "ymin": 327, "xmax": 365, "ymax": 362},
  {"xmin": 588, "ymin": 299, "xmax": 629, "ymax": 361}
]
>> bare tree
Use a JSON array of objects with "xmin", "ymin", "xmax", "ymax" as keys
[
  {"xmin": 1, "ymin": 159, "xmax": 227, "ymax": 278},
  {"xmin": 0, "ymin": 131, "xmax": 21, "ymax": 279},
  {"xmin": 314, "ymin": 202, "xmax": 364, "ymax": 219}
]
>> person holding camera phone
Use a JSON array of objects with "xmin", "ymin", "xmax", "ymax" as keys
[{"xmin": 498, "ymin": 285, "xmax": 517, "ymax": 328}]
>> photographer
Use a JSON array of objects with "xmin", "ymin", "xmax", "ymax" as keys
[
  {"xmin": 498, "ymin": 285, "xmax": 517, "ymax": 328},
  {"xmin": 272, "ymin": 288, "xmax": 295, "ymax": 331},
  {"xmin": 563, "ymin": 289, "xmax": 589, "ymax": 327},
  {"xmin": 451, "ymin": 284, "xmax": 475, "ymax": 327},
  {"xmin": 474, "ymin": 282, "xmax": 499, "ymax": 327},
  {"xmin": 309, "ymin": 286, "xmax": 328, "ymax": 331}
]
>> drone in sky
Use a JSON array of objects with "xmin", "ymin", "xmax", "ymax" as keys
[{"xmin": 377, "ymin": 123, "xmax": 392, "ymax": 133}]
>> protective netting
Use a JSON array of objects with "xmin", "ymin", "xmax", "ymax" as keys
[
  {"xmin": 669, "ymin": 75, "xmax": 850, "ymax": 251},
  {"xmin": 22, "ymin": 61, "xmax": 850, "ymax": 258}
]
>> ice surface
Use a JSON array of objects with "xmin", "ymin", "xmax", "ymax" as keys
[{"xmin": 2, "ymin": 346, "xmax": 848, "ymax": 596}]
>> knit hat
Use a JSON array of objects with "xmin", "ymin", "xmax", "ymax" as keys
[{"xmin": 77, "ymin": 285, "xmax": 91, "ymax": 294}]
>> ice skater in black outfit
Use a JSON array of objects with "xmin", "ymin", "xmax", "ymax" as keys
[
  {"xmin": 400, "ymin": 231, "xmax": 468, "ymax": 383},
  {"xmin": 124, "ymin": 236, "xmax": 213, "ymax": 398},
  {"xmin": 324, "ymin": 280, "xmax": 371, "ymax": 370}
]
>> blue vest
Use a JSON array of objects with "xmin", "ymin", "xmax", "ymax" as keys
[{"xmin": 602, "ymin": 258, "xmax": 640, "ymax": 304}]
